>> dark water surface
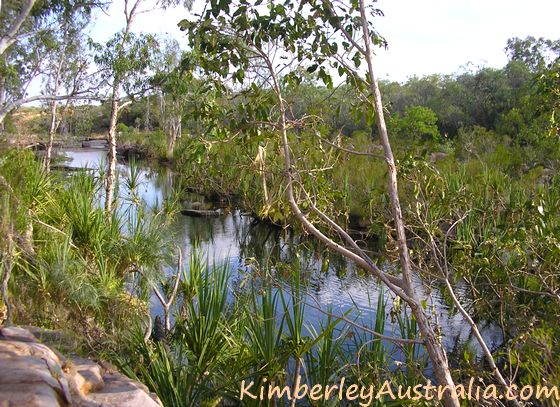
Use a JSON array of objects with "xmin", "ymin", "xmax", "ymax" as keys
[{"xmin": 62, "ymin": 148, "xmax": 502, "ymax": 363}]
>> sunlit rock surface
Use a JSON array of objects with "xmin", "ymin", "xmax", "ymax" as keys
[{"xmin": 0, "ymin": 326, "xmax": 162, "ymax": 407}]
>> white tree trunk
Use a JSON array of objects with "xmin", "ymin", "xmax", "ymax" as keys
[
  {"xmin": 356, "ymin": 1, "xmax": 459, "ymax": 404},
  {"xmin": 0, "ymin": 0, "xmax": 36, "ymax": 56},
  {"xmin": 0, "ymin": 75, "xmax": 5, "ymax": 134},
  {"xmin": 105, "ymin": 0, "xmax": 141, "ymax": 213},
  {"xmin": 105, "ymin": 91, "xmax": 119, "ymax": 213},
  {"xmin": 144, "ymin": 93, "xmax": 151, "ymax": 131},
  {"xmin": 166, "ymin": 114, "xmax": 181, "ymax": 159},
  {"xmin": 44, "ymin": 100, "xmax": 58, "ymax": 173}
]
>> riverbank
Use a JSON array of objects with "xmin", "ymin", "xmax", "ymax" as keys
[
  {"xmin": 110, "ymin": 128, "xmax": 560, "ymax": 395},
  {"xmin": 2, "ymin": 136, "xmax": 559, "ymax": 405}
]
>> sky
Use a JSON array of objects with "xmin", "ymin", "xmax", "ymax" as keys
[
  {"xmin": 87, "ymin": 0, "xmax": 560, "ymax": 83},
  {"xmin": 372, "ymin": 0, "xmax": 560, "ymax": 80}
]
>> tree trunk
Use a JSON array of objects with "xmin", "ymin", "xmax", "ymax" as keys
[
  {"xmin": 357, "ymin": 1, "xmax": 458, "ymax": 405},
  {"xmin": 105, "ymin": 88, "xmax": 119, "ymax": 213},
  {"xmin": 44, "ymin": 100, "xmax": 58, "ymax": 173},
  {"xmin": 367, "ymin": 62, "xmax": 459, "ymax": 406},
  {"xmin": 0, "ymin": 0, "xmax": 36, "ymax": 57},
  {"xmin": 158, "ymin": 88, "xmax": 165, "ymax": 128},
  {"xmin": 144, "ymin": 93, "xmax": 151, "ymax": 131},
  {"xmin": 248, "ymin": 4, "xmax": 460, "ymax": 404},
  {"xmin": 1, "ymin": 231, "xmax": 14, "ymax": 326},
  {"xmin": 166, "ymin": 114, "xmax": 181, "ymax": 159},
  {"xmin": 256, "ymin": 145, "xmax": 269, "ymax": 208},
  {"xmin": 0, "ymin": 75, "xmax": 5, "ymax": 135},
  {"xmin": 105, "ymin": 0, "xmax": 141, "ymax": 213},
  {"xmin": 290, "ymin": 357, "xmax": 301, "ymax": 407}
]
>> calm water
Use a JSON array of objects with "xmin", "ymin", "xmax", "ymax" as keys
[{"xmin": 62, "ymin": 148, "xmax": 502, "ymax": 362}]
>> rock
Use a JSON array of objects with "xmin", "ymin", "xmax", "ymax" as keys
[
  {"xmin": 0, "ymin": 383, "xmax": 67, "ymax": 407},
  {"xmin": 81, "ymin": 140, "xmax": 107, "ymax": 149},
  {"xmin": 0, "ymin": 326, "xmax": 162, "ymax": 407},
  {"xmin": 151, "ymin": 315, "xmax": 166, "ymax": 342},
  {"xmin": 181, "ymin": 208, "xmax": 221, "ymax": 217},
  {"xmin": 539, "ymin": 168, "xmax": 555, "ymax": 185},
  {"xmin": 69, "ymin": 357, "xmax": 104, "ymax": 395},
  {"xmin": 0, "ymin": 326, "xmax": 38, "ymax": 342},
  {"xmin": 0, "ymin": 339, "xmax": 72, "ymax": 406},
  {"xmin": 50, "ymin": 165, "xmax": 83, "ymax": 172},
  {"xmin": 83, "ymin": 370, "xmax": 163, "ymax": 407}
]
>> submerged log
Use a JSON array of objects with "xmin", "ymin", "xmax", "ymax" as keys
[{"xmin": 180, "ymin": 209, "xmax": 221, "ymax": 217}]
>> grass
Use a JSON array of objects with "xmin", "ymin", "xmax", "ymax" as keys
[
  {"xmin": 0, "ymin": 148, "xmax": 176, "ymax": 348},
  {"xmin": 3, "ymin": 115, "xmax": 560, "ymax": 403},
  {"xmin": 111, "ymin": 251, "xmax": 432, "ymax": 406},
  {"xmin": 162, "ymin": 123, "xmax": 560, "ymax": 392}
]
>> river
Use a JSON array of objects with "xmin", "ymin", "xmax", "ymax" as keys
[{"xmin": 62, "ymin": 147, "xmax": 503, "ymax": 365}]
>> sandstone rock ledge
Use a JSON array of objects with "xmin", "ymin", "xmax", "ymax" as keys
[{"xmin": 0, "ymin": 326, "xmax": 162, "ymax": 407}]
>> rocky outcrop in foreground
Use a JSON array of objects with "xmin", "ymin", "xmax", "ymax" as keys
[{"xmin": 0, "ymin": 326, "xmax": 162, "ymax": 407}]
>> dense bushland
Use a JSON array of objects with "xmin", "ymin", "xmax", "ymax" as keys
[
  {"xmin": 101, "ymin": 35, "xmax": 560, "ymax": 399},
  {"xmin": 0, "ymin": 150, "xmax": 180, "ymax": 351}
]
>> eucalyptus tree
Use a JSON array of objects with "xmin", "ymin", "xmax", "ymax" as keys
[
  {"xmin": 152, "ymin": 40, "xmax": 194, "ymax": 159},
  {"xmin": 0, "ymin": 0, "xmax": 36, "ymax": 57},
  {"xmin": 179, "ymin": 1, "xmax": 518, "ymax": 405},
  {"xmin": 0, "ymin": 14, "xmax": 55, "ymax": 128},
  {"xmin": 0, "ymin": 0, "xmax": 104, "ymax": 129},
  {"xmin": 42, "ymin": 7, "xmax": 90, "ymax": 172},
  {"xmin": 94, "ymin": 0, "xmax": 192, "ymax": 213},
  {"xmin": 505, "ymin": 36, "xmax": 560, "ymax": 73}
]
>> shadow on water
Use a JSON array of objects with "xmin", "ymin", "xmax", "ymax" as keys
[{"xmin": 62, "ymin": 148, "xmax": 503, "ymax": 367}]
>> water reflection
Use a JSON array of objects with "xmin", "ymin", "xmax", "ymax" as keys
[{"xmin": 61, "ymin": 148, "xmax": 502, "ymax": 361}]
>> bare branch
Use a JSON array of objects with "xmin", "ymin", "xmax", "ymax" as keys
[
  {"xmin": 140, "ymin": 248, "xmax": 183, "ymax": 334},
  {"xmin": 314, "ymin": 130, "xmax": 385, "ymax": 159},
  {"xmin": 117, "ymin": 100, "xmax": 133, "ymax": 113},
  {"xmin": 443, "ymin": 278, "xmax": 521, "ymax": 405}
]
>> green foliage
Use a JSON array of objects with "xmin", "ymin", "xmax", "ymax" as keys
[
  {"xmin": 0, "ymin": 0, "xmax": 100, "ymax": 129},
  {"xmin": 399, "ymin": 142, "xmax": 560, "ymax": 388},
  {"xmin": 123, "ymin": 71, "xmax": 560, "ymax": 392},
  {"xmin": 177, "ymin": 260, "xmax": 231, "ymax": 384},
  {"xmin": 390, "ymin": 105, "xmax": 441, "ymax": 142},
  {"xmin": 535, "ymin": 56, "xmax": 560, "ymax": 137},
  {"xmin": 114, "ymin": 253, "xmax": 425, "ymax": 406},
  {"xmin": 120, "ymin": 335, "xmax": 194, "ymax": 407},
  {"xmin": 116, "ymin": 122, "xmax": 130, "ymax": 134},
  {"xmin": 0, "ymin": 147, "xmax": 176, "ymax": 347},
  {"xmin": 505, "ymin": 36, "xmax": 560, "ymax": 72},
  {"xmin": 93, "ymin": 31, "xmax": 159, "ymax": 97},
  {"xmin": 4, "ymin": 0, "xmax": 560, "ymax": 399}
]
